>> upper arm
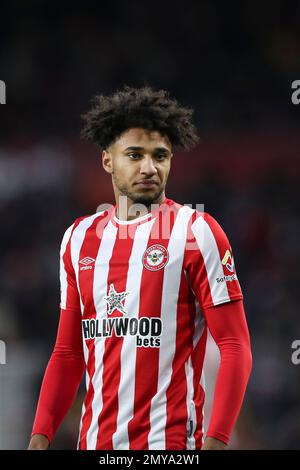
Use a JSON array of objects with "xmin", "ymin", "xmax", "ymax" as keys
[
  {"xmin": 203, "ymin": 299, "xmax": 251, "ymax": 349},
  {"xmin": 55, "ymin": 221, "xmax": 84, "ymax": 354},
  {"xmin": 185, "ymin": 212, "xmax": 243, "ymax": 310}
]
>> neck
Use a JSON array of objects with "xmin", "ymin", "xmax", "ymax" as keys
[{"xmin": 115, "ymin": 192, "xmax": 166, "ymax": 221}]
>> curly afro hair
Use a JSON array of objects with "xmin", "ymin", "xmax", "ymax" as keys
[{"xmin": 81, "ymin": 85, "xmax": 199, "ymax": 150}]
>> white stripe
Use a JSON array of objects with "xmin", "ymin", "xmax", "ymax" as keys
[
  {"xmin": 112, "ymin": 218, "xmax": 157, "ymax": 449},
  {"xmin": 187, "ymin": 299, "xmax": 206, "ymax": 449},
  {"xmin": 196, "ymin": 290, "xmax": 206, "ymax": 447},
  {"xmin": 200, "ymin": 371, "xmax": 206, "ymax": 446},
  {"xmin": 86, "ymin": 220, "xmax": 118, "ymax": 449},
  {"xmin": 59, "ymin": 223, "xmax": 75, "ymax": 309},
  {"xmin": 184, "ymin": 264, "xmax": 206, "ymax": 445},
  {"xmin": 191, "ymin": 216, "xmax": 230, "ymax": 305},
  {"xmin": 185, "ymin": 357, "xmax": 196, "ymax": 450},
  {"xmin": 77, "ymin": 342, "xmax": 90, "ymax": 448},
  {"xmin": 70, "ymin": 213, "xmax": 105, "ymax": 313},
  {"xmin": 148, "ymin": 206, "xmax": 193, "ymax": 449},
  {"xmin": 193, "ymin": 297, "xmax": 205, "ymax": 349}
]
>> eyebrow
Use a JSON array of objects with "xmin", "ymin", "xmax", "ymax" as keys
[{"xmin": 124, "ymin": 146, "xmax": 170, "ymax": 153}]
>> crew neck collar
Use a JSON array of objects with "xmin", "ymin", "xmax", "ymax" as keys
[{"xmin": 111, "ymin": 197, "xmax": 171, "ymax": 226}]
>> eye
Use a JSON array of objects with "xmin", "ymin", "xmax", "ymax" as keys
[
  {"xmin": 156, "ymin": 154, "xmax": 167, "ymax": 161},
  {"xmin": 128, "ymin": 153, "xmax": 141, "ymax": 160}
]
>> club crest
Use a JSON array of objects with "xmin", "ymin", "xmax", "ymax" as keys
[{"xmin": 142, "ymin": 244, "xmax": 169, "ymax": 271}]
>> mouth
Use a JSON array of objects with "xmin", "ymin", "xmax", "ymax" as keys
[{"xmin": 135, "ymin": 180, "xmax": 159, "ymax": 188}]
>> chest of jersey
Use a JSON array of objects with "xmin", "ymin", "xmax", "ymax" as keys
[{"xmin": 77, "ymin": 235, "xmax": 187, "ymax": 317}]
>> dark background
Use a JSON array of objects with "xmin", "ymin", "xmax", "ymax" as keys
[{"xmin": 0, "ymin": 0, "xmax": 300, "ymax": 449}]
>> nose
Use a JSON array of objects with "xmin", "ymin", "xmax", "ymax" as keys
[{"xmin": 139, "ymin": 156, "xmax": 157, "ymax": 176}]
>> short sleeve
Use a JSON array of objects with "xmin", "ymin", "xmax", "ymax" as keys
[
  {"xmin": 184, "ymin": 212, "xmax": 243, "ymax": 310},
  {"xmin": 59, "ymin": 222, "xmax": 81, "ymax": 311}
]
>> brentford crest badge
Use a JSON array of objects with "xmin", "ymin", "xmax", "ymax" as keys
[{"xmin": 142, "ymin": 244, "xmax": 169, "ymax": 271}]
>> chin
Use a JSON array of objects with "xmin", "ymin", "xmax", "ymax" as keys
[
  {"xmin": 119, "ymin": 185, "xmax": 164, "ymax": 207},
  {"xmin": 131, "ymin": 190, "xmax": 162, "ymax": 206},
  {"xmin": 131, "ymin": 195, "xmax": 156, "ymax": 206}
]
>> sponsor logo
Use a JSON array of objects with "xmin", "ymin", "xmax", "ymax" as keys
[
  {"xmin": 104, "ymin": 283, "xmax": 129, "ymax": 316},
  {"xmin": 221, "ymin": 249, "xmax": 235, "ymax": 273},
  {"xmin": 82, "ymin": 317, "xmax": 162, "ymax": 348},
  {"xmin": 79, "ymin": 257, "xmax": 95, "ymax": 271},
  {"xmin": 216, "ymin": 249, "xmax": 238, "ymax": 283},
  {"xmin": 142, "ymin": 244, "xmax": 169, "ymax": 271},
  {"xmin": 216, "ymin": 274, "xmax": 238, "ymax": 283},
  {"xmin": 82, "ymin": 282, "xmax": 162, "ymax": 348}
]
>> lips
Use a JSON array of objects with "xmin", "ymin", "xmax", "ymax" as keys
[{"xmin": 135, "ymin": 180, "xmax": 158, "ymax": 186}]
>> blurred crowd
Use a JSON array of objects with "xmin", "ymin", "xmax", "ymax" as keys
[
  {"xmin": 1, "ymin": 132, "xmax": 300, "ymax": 449},
  {"xmin": 0, "ymin": 1, "xmax": 299, "ymax": 139},
  {"xmin": 0, "ymin": 0, "xmax": 300, "ymax": 450}
]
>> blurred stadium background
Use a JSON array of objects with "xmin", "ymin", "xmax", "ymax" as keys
[{"xmin": 0, "ymin": 0, "xmax": 300, "ymax": 449}]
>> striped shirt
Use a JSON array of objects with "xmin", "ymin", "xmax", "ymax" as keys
[{"xmin": 59, "ymin": 197, "xmax": 243, "ymax": 450}]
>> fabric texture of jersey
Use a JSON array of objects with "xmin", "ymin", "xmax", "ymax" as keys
[{"xmin": 32, "ymin": 197, "xmax": 246, "ymax": 449}]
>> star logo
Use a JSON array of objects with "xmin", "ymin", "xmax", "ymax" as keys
[{"xmin": 104, "ymin": 283, "xmax": 130, "ymax": 316}]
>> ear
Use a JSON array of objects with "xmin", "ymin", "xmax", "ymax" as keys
[{"xmin": 102, "ymin": 149, "xmax": 113, "ymax": 174}]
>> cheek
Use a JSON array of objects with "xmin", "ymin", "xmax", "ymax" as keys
[
  {"xmin": 115, "ymin": 162, "xmax": 136, "ymax": 182},
  {"xmin": 161, "ymin": 164, "xmax": 171, "ymax": 180}
]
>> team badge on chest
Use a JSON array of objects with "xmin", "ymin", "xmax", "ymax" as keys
[{"xmin": 142, "ymin": 244, "xmax": 169, "ymax": 271}]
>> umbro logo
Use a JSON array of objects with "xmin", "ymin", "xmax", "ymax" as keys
[{"xmin": 79, "ymin": 257, "xmax": 95, "ymax": 271}]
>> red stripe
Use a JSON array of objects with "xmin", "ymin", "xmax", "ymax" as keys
[
  {"xmin": 184, "ymin": 211, "xmax": 214, "ymax": 309},
  {"xmin": 127, "ymin": 202, "xmax": 179, "ymax": 449},
  {"xmin": 165, "ymin": 268, "xmax": 196, "ymax": 449},
  {"xmin": 202, "ymin": 213, "xmax": 243, "ymax": 302},
  {"xmin": 77, "ymin": 212, "xmax": 112, "ymax": 449},
  {"xmin": 96, "ymin": 223, "xmax": 137, "ymax": 449},
  {"xmin": 191, "ymin": 327, "xmax": 207, "ymax": 448},
  {"xmin": 62, "ymin": 218, "xmax": 85, "ymax": 310},
  {"xmin": 183, "ymin": 211, "xmax": 209, "ymax": 447}
]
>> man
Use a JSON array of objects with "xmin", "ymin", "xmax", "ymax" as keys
[{"xmin": 28, "ymin": 86, "xmax": 252, "ymax": 450}]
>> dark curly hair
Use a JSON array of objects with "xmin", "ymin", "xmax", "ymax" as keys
[{"xmin": 81, "ymin": 85, "xmax": 199, "ymax": 150}]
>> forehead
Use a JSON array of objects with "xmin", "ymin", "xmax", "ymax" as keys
[{"xmin": 115, "ymin": 128, "xmax": 171, "ymax": 150}]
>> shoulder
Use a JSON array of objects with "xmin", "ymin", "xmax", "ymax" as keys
[
  {"xmin": 167, "ymin": 201, "xmax": 228, "ymax": 240},
  {"xmin": 166, "ymin": 199, "xmax": 197, "ymax": 222},
  {"xmin": 60, "ymin": 208, "xmax": 113, "ymax": 246},
  {"xmin": 189, "ymin": 210, "xmax": 231, "ymax": 248},
  {"xmin": 169, "ymin": 200, "xmax": 222, "ymax": 226},
  {"xmin": 195, "ymin": 211, "xmax": 226, "ymax": 232}
]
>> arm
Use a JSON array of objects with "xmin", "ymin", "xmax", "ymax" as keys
[
  {"xmin": 185, "ymin": 212, "xmax": 252, "ymax": 449},
  {"xmin": 29, "ymin": 221, "xmax": 85, "ymax": 449},
  {"xmin": 28, "ymin": 307, "xmax": 85, "ymax": 449},
  {"xmin": 28, "ymin": 434, "xmax": 50, "ymax": 450},
  {"xmin": 202, "ymin": 299, "xmax": 252, "ymax": 449}
]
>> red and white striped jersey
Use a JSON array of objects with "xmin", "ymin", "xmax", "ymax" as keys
[{"xmin": 60, "ymin": 197, "xmax": 243, "ymax": 450}]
